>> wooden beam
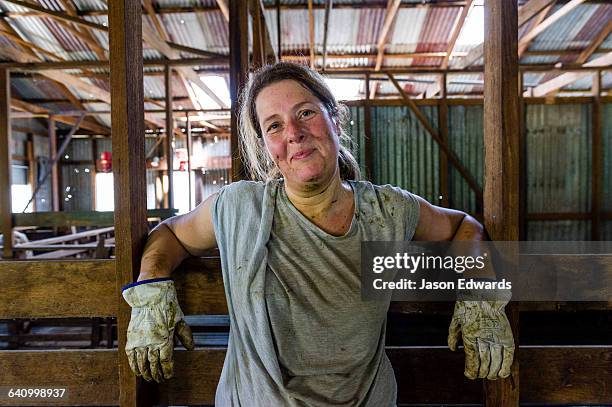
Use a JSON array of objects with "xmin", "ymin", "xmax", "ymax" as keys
[
  {"xmin": 308, "ymin": 0, "xmax": 315, "ymax": 69},
  {"xmin": 55, "ymin": 0, "xmax": 107, "ymax": 59},
  {"xmin": 108, "ymin": 0, "xmax": 151, "ymax": 406},
  {"xmin": 143, "ymin": 0, "xmax": 169, "ymax": 41},
  {"xmin": 229, "ymin": 0, "xmax": 248, "ymax": 181},
  {"xmin": 215, "ymin": 0, "xmax": 230, "ymax": 22},
  {"xmin": 591, "ymin": 70, "xmax": 601, "ymax": 240},
  {"xmin": 321, "ymin": 0, "xmax": 332, "ymax": 70},
  {"xmin": 165, "ymin": 65, "xmax": 174, "ymax": 209},
  {"xmin": 364, "ymin": 74, "xmax": 373, "ymax": 180},
  {"xmin": 387, "ymin": 72, "xmax": 483, "ymax": 202},
  {"xmin": 438, "ymin": 73, "xmax": 449, "ymax": 207},
  {"xmin": 12, "ymin": 209, "xmax": 177, "ymax": 227},
  {"xmin": 483, "ymin": 0, "xmax": 520, "ymax": 404},
  {"xmin": 530, "ymin": 52, "xmax": 612, "ymax": 97},
  {"xmin": 0, "ymin": 260, "xmax": 116, "ymax": 318},
  {"xmin": 519, "ymin": 0, "xmax": 587, "ymax": 49},
  {"xmin": 577, "ymin": 18, "xmax": 612, "ymax": 64},
  {"xmin": 2, "ymin": 0, "xmax": 108, "ymax": 31},
  {"xmin": 518, "ymin": 1, "xmax": 555, "ymax": 57},
  {"xmin": 458, "ymin": 0, "xmax": 557, "ymax": 69},
  {"xmin": 250, "ymin": 0, "xmax": 265, "ymax": 69},
  {"xmin": 0, "ymin": 68, "xmax": 12, "ymax": 259},
  {"xmin": 250, "ymin": 0, "xmax": 278, "ymax": 65},
  {"xmin": 375, "ymin": 0, "xmax": 401, "ymax": 71},
  {"xmin": 48, "ymin": 116, "xmax": 60, "ymax": 211}
]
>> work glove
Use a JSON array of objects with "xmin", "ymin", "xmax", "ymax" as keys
[
  {"xmin": 122, "ymin": 278, "xmax": 195, "ymax": 383},
  {"xmin": 448, "ymin": 298, "xmax": 514, "ymax": 380}
]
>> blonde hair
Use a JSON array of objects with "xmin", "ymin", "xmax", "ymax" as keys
[{"xmin": 238, "ymin": 62, "xmax": 361, "ymax": 181}]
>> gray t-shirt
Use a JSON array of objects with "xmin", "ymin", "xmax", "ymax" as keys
[{"xmin": 212, "ymin": 180, "xmax": 420, "ymax": 407}]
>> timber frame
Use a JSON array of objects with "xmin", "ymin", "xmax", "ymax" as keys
[{"xmin": 0, "ymin": 1, "xmax": 611, "ymax": 407}]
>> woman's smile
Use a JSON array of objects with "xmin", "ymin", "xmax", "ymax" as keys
[{"xmin": 291, "ymin": 148, "xmax": 316, "ymax": 161}]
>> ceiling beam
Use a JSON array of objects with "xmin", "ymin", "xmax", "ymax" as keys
[
  {"xmin": 215, "ymin": 0, "xmax": 229, "ymax": 22},
  {"xmin": 576, "ymin": 18, "xmax": 612, "ymax": 64},
  {"xmin": 374, "ymin": 0, "xmax": 401, "ymax": 71},
  {"xmin": 518, "ymin": 0, "xmax": 587, "ymax": 50},
  {"xmin": 518, "ymin": 1, "xmax": 556, "ymax": 57},
  {"xmin": 424, "ymin": 0, "xmax": 473, "ymax": 97},
  {"xmin": 56, "ymin": 0, "xmax": 107, "ymax": 60},
  {"xmin": 2, "ymin": 0, "xmax": 108, "ymax": 31},
  {"xmin": 142, "ymin": 0, "xmax": 169, "ymax": 41},
  {"xmin": 458, "ymin": 0, "xmax": 557, "ymax": 69},
  {"xmin": 530, "ymin": 52, "xmax": 612, "ymax": 96}
]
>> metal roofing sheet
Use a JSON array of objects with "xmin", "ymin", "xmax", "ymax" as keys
[
  {"xmin": 387, "ymin": 8, "xmax": 427, "ymax": 53},
  {"xmin": 529, "ymin": 3, "xmax": 599, "ymax": 52}
]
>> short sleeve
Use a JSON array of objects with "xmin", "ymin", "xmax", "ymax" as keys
[{"xmin": 372, "ymin": 183, "xmax": 421, "ymax": 241}]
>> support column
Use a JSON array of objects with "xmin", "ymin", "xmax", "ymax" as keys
[
  {"xmin": 164, "ymin": 65, "xmax": 174, "ymax": 209},
  {"xmin": 186, "ymin": 112, "xmax": 193, "ymax": 211},
  {"xmin": 364, "ymin": 73, "xmax": 373, "ymax": 181},
  {"xmin": 48, "ymin": 115, "xmax": 59, "ymax": 211},
  {"xmin": 0, "ymin": 68, "xmax": 12, "ymax": 259},
  {"xmin": 109, "ymin": 1, "xmax": 153, "ymax": 406},
  {"xmin": 438, "ymin": 73, "xmax": 449, "ymax": 207},
  {"xmin": 591, "ymin": 70, "xmax": 601, "ymax": 241},
  {"xmin": 229, "ymin": 0, "xmax": 249, "ymax": 181},
  {"xmin": 483, "ymin": 0, "xmax": 520, "ymax": 405}
]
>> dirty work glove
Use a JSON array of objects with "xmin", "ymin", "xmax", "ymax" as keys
[
  {"xmin": 448, "ymin": 297, "xmax": 514, "ymax": 380},
  {"xmin": 122, "ymin": 278, "xmax": 195, "ymax": 383}
]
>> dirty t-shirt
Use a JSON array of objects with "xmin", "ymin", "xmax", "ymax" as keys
[
  {"xmin": 211, "ymin": 179, "xmax": 420, "ymax": 407},
  {"xmin": 264, "ymin": 180, "xmax": 420, "ymax": 406}
]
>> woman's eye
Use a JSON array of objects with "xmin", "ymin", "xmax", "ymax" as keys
[
  {"xmin": 299, "ymin": 109, "xmax": 315, "ymax": 119},
  {"xmin": 266, "ymin": 123, "xmax": 280, "ymax": 134}
]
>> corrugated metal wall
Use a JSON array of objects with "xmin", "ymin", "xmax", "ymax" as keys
[
  {"xmin": 372, "ymin": 105, "xmax": 440, "ymax": 204},
  {"xmin": 346, "ymin": 101, "xmax": 607, "ymax": 241},
  {"xmin": 526, "ymin": 103, "xmax": 592, "ymax": 240},
  {"xmin": 60, "ymin": 139, "xmax": 94, "ymax": 211}
]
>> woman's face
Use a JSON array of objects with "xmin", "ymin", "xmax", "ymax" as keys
[{"xmin": 255, "ymin": 79, "xmax": 340, "ymax": 189}]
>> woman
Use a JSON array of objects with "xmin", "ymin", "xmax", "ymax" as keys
[{"xmin": 122, "ymin": 62, "xmax": 514, "ymax": 406}]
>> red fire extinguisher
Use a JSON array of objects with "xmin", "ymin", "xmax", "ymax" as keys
[{"xmin": 100, "ymin": 151, "xmax": 112, "ymax": 172}]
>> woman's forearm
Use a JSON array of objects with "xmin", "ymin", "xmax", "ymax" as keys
[
  {"xmin": 137, "ymin": 222, "xmax": 191, "ymax": 281},
  {"xmin": 451, "ymin": 214, "xmax": 485, "ymax": 241}
]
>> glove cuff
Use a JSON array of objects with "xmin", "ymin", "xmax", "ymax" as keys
[
  {"xmin": 121, "ymin": 277, "xmax": 173, "ymax": 292},
  {"xmin": 122, "ymin": 278, "xmax": 177, "ymax": 308}
]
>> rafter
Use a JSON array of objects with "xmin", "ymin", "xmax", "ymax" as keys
[
  {"xmin": 2, "ymin": 0, "xmax": 107, "ymax": 31},
  {"xmin": 374, "ymin": 0, "xmax": 401, "ymax": 71},
  {"xmin": 576, "ymin": 18, "xmax": 612, "ymax": 64},
  {"xmin": 143, "ymin": 0, "xmax": 169, "ymax": 41},
  {"xmin": 518, "ymin": 1, "xmax": 555, "ymax": 57},
  {"xmin": 424, "ymin": 0, "xmax": 473, "ymax": 97},
  {"xmin": 54, "ymin": 0, "xmax": 106, "ymax": 60},
  {"xmin": 249, "ymin": 0, "xmax": 277, "ymax": 64},
  {"xmin": 530, "ymin": 52, "xmax": 612, "ymax": 97},
  {"xmin": 216, "ymin": 0, "xmax": 229, "ymax": 22},
  {"xmin": 458, "ymin": 0, "xmax": 557, "ymax": 69}
]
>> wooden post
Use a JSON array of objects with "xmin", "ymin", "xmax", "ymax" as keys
[
  {"xmin": 48, "ymin": 115, "xmax": 60, "ymax": 211},
  {"xmin": 364, "ymin": 73, "xmax": 373, "ymax": 181},
  {"xmin": 229, "ymin": 0, "xmax": 248, "ymax": 181},
  {"xmin": 483, "ymin": 0, "xmax": 520, "ymax": 405},
  {"xmin": 164, "ymin": 65, "xmax": 174, "ymax": 209},
  {"xmin": 0, "ymin": 68, "xmax": 12, "ymax": 259},
  {"xmin": 108, "ymin": 1, "xmax": 154, "ymax": 406},
  {"xmin": 591, "ymin": 70, "xmax": 601, "ymax": 240},
  {"xmin": 250, "ymin": 0, "xmax": 265, "ymax": 69},
  {"xmin": 438, "ymin": 73, "xmax": 449, "ymax": 207},
  {"xmin": 26, "ymin": 134, "xmax": 36, "ymax": 212},
  {"xmin": 519, "ymin": 72, "xmax": 528, "ymax": 241},
  {"xmin": 186, "ymin": 112, "xmax": 193, "ymax": 211}
]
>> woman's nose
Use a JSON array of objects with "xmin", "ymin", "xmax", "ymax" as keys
[{"xmin": 285, "ymin": 119, "xmax": 306, "ymax": 143}]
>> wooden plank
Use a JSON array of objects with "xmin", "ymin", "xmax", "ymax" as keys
[
  {"xmin": 442, "ymin": 0, "xmax": 473, "ymax": 70},
  {"xmin": 519, "ymin": 0, "xmax": 587, "ymax": 50},
  {"xmin": 322, "ymin": 0, "xmax": 332, "ymax": 69},
  {"xmin": 108, "ymin": 0, "xmax": 151, "ymax": 406},
  {"xmin": 16, "ymin": 227, "xmax": 114, "ymax": 247},
  {"xmin": 174, "ymin": 257, "xmax": 228, "ymax": 315},
  {"xmin": 229, "ymin": 0, "xmax": 248, "ymax": 181},
  {"xmin": 364, "ymin": 74, "xmax": 373, "ymax": 180},
  {"xmin": 0, "ymin": 68, "xmax": 11, "ymax": 259},
  {"xmin": 0, "ymin": 350, "xmax": 118, "ymax": 406},
  {"xmin": 518, "ymin": 2, "xmax": 555, "ymax": 58},
  {"xmin": 387, "ymin": 73, "xmax": 484, "ymax": 202},
  {"xmin": 374, "ymin": 0, "xmax": 401, "ymax": 71},
  {"xmin": 577, "ymin": 18, "xmax": 612, "ymax": 64},
  {"xmin": 0, "ymin": 260, "xmax": 116, "ymax": 318},
  {"xmin": 12, "ymin": 209, "xmax": 177, "ymax": 227},
  {"xmin": 483, "ymin": 0, "xmax": 520, "ymax": 405},
  {"xmin": 0, "ymin": 347, "xmax": 609, "ymax": 405}
]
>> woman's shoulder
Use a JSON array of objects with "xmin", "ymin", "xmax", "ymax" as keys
[
  {"xmin": 351, "ymin": 180, "xmax": 419, "ymax": 202},
  {"xmin": 214, "ymin": 179, "xmax": 280, "ymax": 209}
]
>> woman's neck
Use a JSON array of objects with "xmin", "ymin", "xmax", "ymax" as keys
[{"xmin": 284, "ymin": 172, "xmax": 351, "ymax": 222}]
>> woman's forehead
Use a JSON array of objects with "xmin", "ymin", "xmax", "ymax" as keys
[{"xmin": 255, "ymin": 80, "xmax": 320, "ymax": 115}]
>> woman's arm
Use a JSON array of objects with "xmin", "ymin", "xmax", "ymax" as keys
[
  {"xmin": 137, "ymin": 192, "xmax": 218, "ymax": 281},
  {"xmin": 412, "ymin": 195, "xmax": 484, "ymax": 242}
]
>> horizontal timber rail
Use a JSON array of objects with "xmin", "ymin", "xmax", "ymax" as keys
[
  {"xmin": 12, "ymin": 209, "xmax": 177, "ymax": 227},
  {"xmin": 1, "ymin": 257, "xmax": 610, "ymax": 319},
  {"xmin": 0, "ymin": 347, "xmax": 610, "ymax": 405}
]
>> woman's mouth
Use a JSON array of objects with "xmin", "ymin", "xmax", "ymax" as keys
[{"xmin": 292, "ymin": 148, "xmax": 315, "ymax": 161}]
